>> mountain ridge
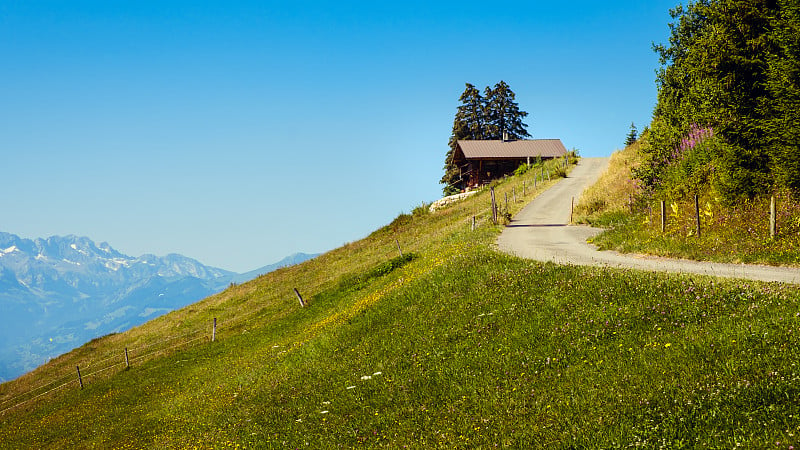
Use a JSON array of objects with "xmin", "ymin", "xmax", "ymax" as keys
[{"xmin": 0, "ymin": 231, "xmax": 317, "ymax": 381}]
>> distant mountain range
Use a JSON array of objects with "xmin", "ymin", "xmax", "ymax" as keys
[{"xmin": 0, "ymin": 231, "xmax": 317, "ymax": 381}]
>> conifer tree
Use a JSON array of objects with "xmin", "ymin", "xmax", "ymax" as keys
[
  {"xmin": 484, "ymin": 81, "xmax": 531, "ymax": 140},
  {"xmin": 625, "ymin": 122, "xmax": 638, "ymax": 147},
  {"xmin": 441, "ymin": 84, "xmax": 485, "ymax": 195}
]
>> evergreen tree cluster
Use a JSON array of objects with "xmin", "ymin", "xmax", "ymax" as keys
[
  {"xmin": 441, "ymin": 81, "xmax": 531, "ymax": 195},
  {"xmin": 638, "ymin": 0, "xmax": 800, "ymax": 201}
]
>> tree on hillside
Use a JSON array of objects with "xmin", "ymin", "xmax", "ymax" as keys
[
  {"xmin": 484, "ymin": 81, "xmax": 531, "ymax": 140},
  {"xmin": 441, "ymin": 84, "xmax": 486, "ymax": 195},
  {"xmin": 625, "ymin": 122, "xmax": 638, "ymax": 147},
  {"xmin": 441, "ymin": 81, "xmax": 531, "ymax": 195},
  {"xmin": 638, "ymin": 0, "xmax": 800, "ymax": 201}
]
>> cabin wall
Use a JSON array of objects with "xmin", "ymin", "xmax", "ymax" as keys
[{"xmin": 465, "ymin": 157, "xmax": 556, "ymax": 187}]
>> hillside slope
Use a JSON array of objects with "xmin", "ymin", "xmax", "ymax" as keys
[{"xmin": 1, "ymin": 159, "xmax": 798, "ymax": 448}]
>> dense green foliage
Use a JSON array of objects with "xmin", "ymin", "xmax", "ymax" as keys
[
  {"xmin": 441, "ymin": 81, "xmax": 531, "ymax": 195},
  {"xmin": 637, "ymin": 0, "xmax": 800, "ymax": 201}
]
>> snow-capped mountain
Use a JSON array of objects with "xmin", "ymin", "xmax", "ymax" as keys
[{"xmin": 0, "ymin": 232, "xmax": 316, "ymax": 381}]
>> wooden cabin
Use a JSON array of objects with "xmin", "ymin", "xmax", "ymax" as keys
[{"xmin": 452, "ymin": 138, "xmax": 568, "ymax": 188}]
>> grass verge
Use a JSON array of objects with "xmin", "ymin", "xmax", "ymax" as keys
[{"xmin": 576, "ymin": 143, "xmax": 800, "ymax": 267}]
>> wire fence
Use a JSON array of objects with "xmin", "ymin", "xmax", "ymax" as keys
[{"xmin": 0, "ymin": 319, "xmax": 217, "ymax": 416}]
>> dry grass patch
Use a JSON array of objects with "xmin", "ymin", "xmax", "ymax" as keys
[{"xmin": 573, "ymin": 142, "xmax": 642, "ymax": 222}]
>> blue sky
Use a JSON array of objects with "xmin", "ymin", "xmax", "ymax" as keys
[{"xmin": 1, "ymin": 0, "xmax": 677, "ymax": 272}]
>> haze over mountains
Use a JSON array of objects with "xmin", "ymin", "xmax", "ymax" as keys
[{"xmin": 0, "ymin": 231, "xmax": 316, "ymax": 381}]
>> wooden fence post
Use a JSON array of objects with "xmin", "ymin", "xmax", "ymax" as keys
[
  {"xmin": 293, "ymin": 288, "xmax": 306, "ymax": 308},
  {"xmin": 660, "ymin": 200, "xmax": 666, "ymax": 233},
  {"xmin": 471, "ymin": 215, "xmax": 476, "ymax": 231},
  {"xmin": 570, "ymin": 197, "xmax": 574, "ymax": 223},
  {"xmin": 395, "ymin": 239, "xmax": 403, "ymax": 258},
  {"xmin": 212, "ymin": 318, "xmax": 217, "ymax": 342},
  {"xmin": 770, "ymin": 195, "xmax": 776, "ymax": 238},
  {"xmin": 504, "ymin": 192, "xmax": 508, "ymax": 209},
  {"xmin": 76, "ymin": 365, "xmax": 83, "ymax": 389},
  {"xmin": 694, "ymin": 194, "xmax": 701, "ymax": 238},
  {"xmin": 124, "ymin": 347, "xmax": 130, "ymax": 369},
  {"xmin": 490, "ymin": 187, "xmax": 498, "ymax": 225},
  {"xmin": 513, "ymin": 187, "xmax": 516, "ymax": 203},
  {"xmin": 523, "ymin": 181, "xmax": 526, "ymax": 196}
]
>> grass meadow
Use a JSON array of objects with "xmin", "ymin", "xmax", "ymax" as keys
[{"xmin": 1, "ymin": 157, "xmax": 799, "ymax": 448}]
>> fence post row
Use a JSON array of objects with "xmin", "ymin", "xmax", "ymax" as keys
[{"xmin": 657, "ymin": 196, "xmax": 780, "ymax": 237}]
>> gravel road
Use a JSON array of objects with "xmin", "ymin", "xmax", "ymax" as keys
[{"xmin": 497, "ymin": 157, "xmax": 800, "ymax": 284}]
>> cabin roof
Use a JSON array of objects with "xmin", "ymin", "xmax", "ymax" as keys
[{"xmin": 456, "ymin": 139, "xmax": 567, "ymax": 159}]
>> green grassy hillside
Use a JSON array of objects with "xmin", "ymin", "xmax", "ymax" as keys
[{"xmin": 2, "ymin": 159, "xmax": 799, "ymax": 448}]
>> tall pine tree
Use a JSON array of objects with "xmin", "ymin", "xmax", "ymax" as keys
[
  {"xmin": 625, "ymin": 122, "xmax": 638, "ymax": 147},
  {"xmin": 484, "ymin": 81, "xmax": 531, "ymax": 140},
  {"xmin": 441, "ymin": 84, "xmax": 486, "ymax": 195}
]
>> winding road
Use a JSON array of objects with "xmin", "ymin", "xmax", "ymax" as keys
[{"xmin": 496, "ymin": 157, "xmax": 800, "ymax": 284}]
